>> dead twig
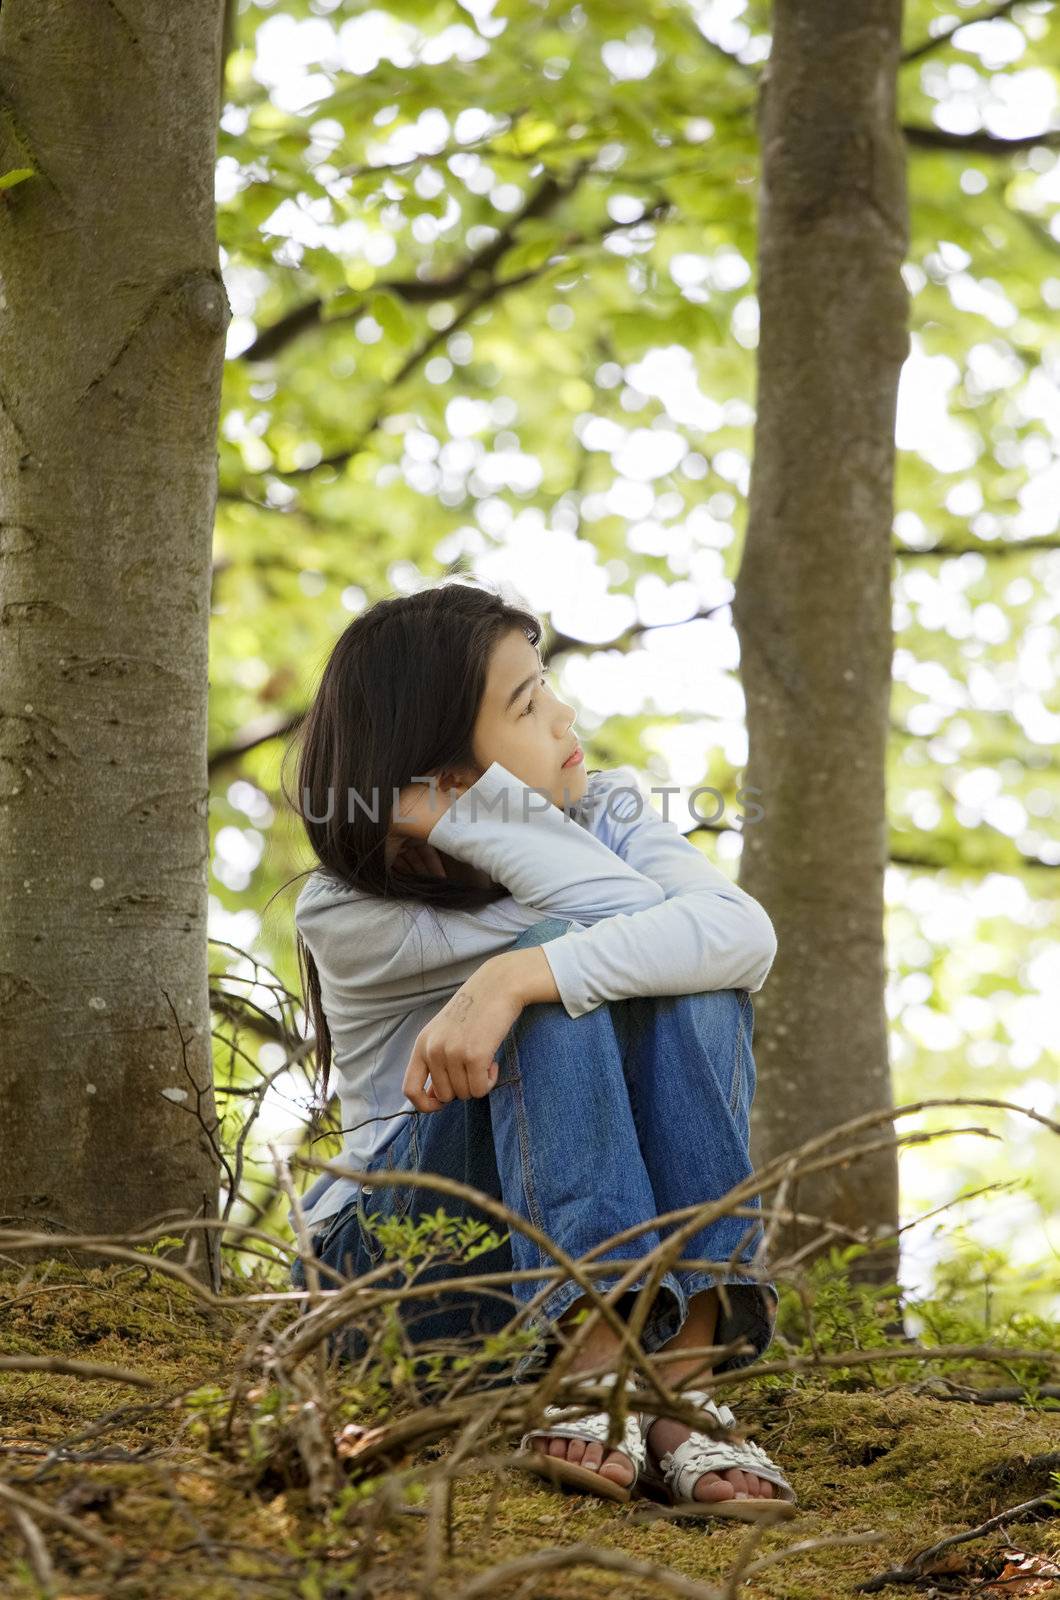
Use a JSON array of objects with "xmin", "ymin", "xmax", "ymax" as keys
[
  {"xmin": 0, "ymin": 1478, "xmax": 124, "ymax": 1566},
  {"xmin": 909, "ymin": 1378, "xmax": 1060, "ymax": 1406},
  {"xmin": 0, "ymin": 1355, "xmax": 154, "ymax": 1387},
  {"xmin": 6, "ymin": 1501, "xmax": 57, "ymax": 1595},
  {"xmin": 856, "ymin": 1492, "xmax": 1059, "ymax": 1592}
]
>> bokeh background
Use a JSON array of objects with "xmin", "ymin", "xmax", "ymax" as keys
[{"xmin": 204, "ymin": 0, "xmax": 1060, "ymax": 1317}]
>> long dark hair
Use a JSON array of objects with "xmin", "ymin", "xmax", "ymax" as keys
[{"xmin": 280, "ymin": 577, "xmax": 545, "ymax": 1104}]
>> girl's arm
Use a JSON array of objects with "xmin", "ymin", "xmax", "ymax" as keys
[
  {"xmin": 424, "ymin": 759, "xmax": 668, "ymax": 920},
  {"xmin": 433, "ymin": 762, "xmax": 777, "ymax": 1017},
  {"xmin": 298, "ymin": 762, "xmax": 774, "ymax": 1015},
  {"xmin": 525, "ymin": 768, "xmax": 781, "ymax": 1017}
]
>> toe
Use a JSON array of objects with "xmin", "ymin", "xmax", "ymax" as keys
[
  {"xmin": 529, "ymin": 1434, "xmax": 630, "ymax": 1482},
  {"xmin": 598, "ymin": 1449, "xmax": 633, "ymax": 1485},
  {"xmin": 728, "ymin": 1470, "xmax": 773, "ymax": 1498},
  {"xmin": 694, "ymin": 1471, "xmax": 736, "ymax": 1503}
]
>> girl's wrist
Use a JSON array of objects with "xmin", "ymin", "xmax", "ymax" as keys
[{"xmin": 489, "ymin": 946, "xmax": 560, "ymax": 1006}]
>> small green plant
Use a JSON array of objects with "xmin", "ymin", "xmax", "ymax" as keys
[
  {"xmin": 144, "ymin": 1233, "xmax": 189, "ymax": 1256},
  {"xmin": 318, "ymin": 1204, "xmax": 555, "ymax": 1401},
  {"xmin": 245, "ymin": 1382, "xmax": 286, "ymax": 1471},
  {"xmin": 776, "ymin": 1241, "xmax": 905, "ymax": 1366},
  {"xmin": 359, "ymin": 1205, "xmax": 507, "ymax": 1271},
  {"xmin": 181, "ymin": 1382, "xmax": 231, "ymax": 1450},
  {"xmin": 773, "ymin": 1235, "xmax": 1059, "ymax": 1400}
]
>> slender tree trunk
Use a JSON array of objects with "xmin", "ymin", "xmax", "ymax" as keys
[
  {"xmin": 0, "ymin": 4, "xmax": 230, "ymax": 1283},
  {"xmin": 733, "ymin": 1, "xmax": 909, "ymax": 1285}
]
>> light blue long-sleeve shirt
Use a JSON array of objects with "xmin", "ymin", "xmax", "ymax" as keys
[{"xmin": 287, "ymin": 762, "xmax": 776, "ymax": 1234}]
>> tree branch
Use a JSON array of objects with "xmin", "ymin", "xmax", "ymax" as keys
[
  {"xmin": 683, "ymin": 821, "xmax": 1058, "ymax": 875},
  {"xmin": 886, "ymin": 842, "xmax": 1057, "ymax": 873},
  {"xmin": 859, "ymin": 1488, "xmax": 1059, "ymax": 1594},
  {"xmin": 896, "ymin": 535, "xmax": 1060, "ymax": 558},
  {"xmin": 903, "ymin": 122, "xmax": 1060, "ymax": 155},
  {"xmin": 901, "ymin": 0, "xmax": 1026, "ymax": 67},
  {"xmin": 241, "ymin": 164, "xmax": 589, "ymax": 364},
  {"xmin": 235, "ymin": 111, "xmax": 1053, "ymax": 380},
  {"xmin": 208, "ymin": 709, "xmax": 303, "ymax": 777},
  {"xmin": 227, "ymin": 196, "xmax": 671, "ymax": 490}
]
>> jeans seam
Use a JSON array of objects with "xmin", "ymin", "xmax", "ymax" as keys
[
  {"xmin": 398, "ymin": 1114, "xmax": 420, "ymax": 1223},
  {"xmin": 356, "ymin": 1118, "xmax": 419, "ymax": 1265},
  {"xmin": 504, "ymin": 1031, "xmax": 549, "ymax": 1276},
  {"xmin": 356, "ymin": 1188, "xmax": 382, "ymax": 1265},
  {"xmin": 730, "ymin": 991, "xmax": 748, "ymax": 1115}
]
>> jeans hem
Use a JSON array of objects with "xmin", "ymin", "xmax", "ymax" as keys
[
  {"xmin": 673, "ymin": 1268, "xmax": 778, "ymax": 1375},
  {"xmin": 511, "ymin": 1271, "xmax": 687, "ymax": 1384}
]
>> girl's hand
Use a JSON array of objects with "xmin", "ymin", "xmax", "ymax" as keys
[
  {"xmin": 401, "ymin": 959, "xmax": 524, "ymax": 1112},
  {"xmin": 386, "ymin": 836, "xmax": 448, "ymax": 878},
  {"xmin": 390, "ymin": 772, "xmax": 476, "ymax": 844}
]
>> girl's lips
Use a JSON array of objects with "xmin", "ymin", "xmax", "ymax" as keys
[{"xmin": 561, "ymin": 744, "xmax": 584, "ymax": 768}]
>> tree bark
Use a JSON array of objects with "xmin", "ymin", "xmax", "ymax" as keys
[
  {"xmin": 732, "ymin": 1, "xmax": 909, "ymax": 1284},
  {"xmin": 0, "ymin": 3, "xmax": 230, "ymax": 1283}
]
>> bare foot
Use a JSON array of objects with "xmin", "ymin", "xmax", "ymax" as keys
[
  {"xmin": 527, "ymin": 1430, "xmax": 636, "ymax": 1487},
  {"xmin": 526, "ymin": 1362, "xmax": 637, "ymax": 1486},
  {"xmin": 645, "ymin": 1413, "xmax": 775, "ymax": 1501},
  {"xmin": 525, "ymin": 1306, "xmax": 639, "ymax": 1486}
]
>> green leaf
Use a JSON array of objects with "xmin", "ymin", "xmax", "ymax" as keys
[
  {"xmin": 320, "ymin": 288, "xmax": 366, "ymax": 322},
  {"xmin": 0, "ymin": 167, "xmax": 35, "ymax": 191},
  {"xmin": 495, "ymin": 222, "xmax": 572, "ymax": 280},
  {"xmin": 370, "ymin": 289, "xmax": 415, "ymax": 346}
]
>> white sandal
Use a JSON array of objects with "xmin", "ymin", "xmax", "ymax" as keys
[
  {"xmin": 637, "ymin": 1388, "xmax": 798, "ymax": 1520},
  {"xmin": 511, "ymin": 1371, "xmax": 646, "ymax": 1504}
]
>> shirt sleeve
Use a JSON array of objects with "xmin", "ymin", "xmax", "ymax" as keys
[
  {"xmin": 425, "ymin": 759, "xmax": 668, "ymax": 923},
  {"xmin": 300, "ymin": 762, "xmax": 775, "ymax": 1018},
  {"xmin": 528, "ymin": 765, "xmax": 778, "ymax": 1017},
  {"xmin": 297, "ymin": 762, "xmax": 668, "ymax": 999}
]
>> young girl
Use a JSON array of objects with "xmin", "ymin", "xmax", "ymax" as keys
[{"xmin": 285, "ymin": 577, "xmax": 797, "ymax": 1517}]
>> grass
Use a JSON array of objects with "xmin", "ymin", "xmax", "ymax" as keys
[{"xmin": 2, "ymin": 1224, "xmax": 1059, "ymax": 1599}]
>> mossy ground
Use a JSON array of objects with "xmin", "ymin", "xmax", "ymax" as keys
[{"xmin": 1, "ymin": 1255, "xmax": 1058, "ymax": 1599}]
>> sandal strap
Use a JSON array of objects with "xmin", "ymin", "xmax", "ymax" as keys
[
  {"xmin": 519, "ymin": 1373, "xmax": 645, "ymax": 1482},
  {"xmin": 641, "ymin": 1388, "xmax": 797, "ymax": 1505},
  {"xmin": 639, "ymin": 1387, "xmax": 738, "ymax": 1438},
  {"xmin": 661, "ymin": 1434, "xmax": 796, "ymax": 1503}
]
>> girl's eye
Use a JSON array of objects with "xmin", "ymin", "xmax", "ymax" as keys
[{"xmin": 522, "ymin": 672, "xmax": 547, "ymax": 716}]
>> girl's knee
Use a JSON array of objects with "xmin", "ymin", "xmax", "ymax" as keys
[
  {"xmin": 689, "ymin": 985, "xmax": 747, "ymax": 1008},
  {"xmin": 508, "ymin": 917, "xmax": 579, "ymax": 951},
  {"xmin": 664, "ymin": 986, "xmax": 747, "ymax": 1023},
  {"xmin": 654, "ymin": 987, "xmax": 752, "ymax": 1058}
]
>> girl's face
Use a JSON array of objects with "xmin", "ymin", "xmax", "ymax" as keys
[{"xmin": 467, "ymin": 628, "xmax": 588, "ymax": 809}]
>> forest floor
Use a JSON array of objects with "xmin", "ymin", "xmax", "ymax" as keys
[{"xmin": 1, "ymin": 1251, "xmax": 1058, "ymax": 1600}]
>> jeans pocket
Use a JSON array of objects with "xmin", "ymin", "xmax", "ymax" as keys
[
  {"xmin": 290, "ymin": 1198, "xmax": 358, "ymax": 1288},
  {"xmin": 313, "ymin": 1196, "xmax": 361, "ymax": 1260}
]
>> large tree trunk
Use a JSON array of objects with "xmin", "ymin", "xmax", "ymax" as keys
[
  {"xmin": 732, "ymin": 1, "xmax": 909, "ymax": 1285},
  {"xmin": 0, "ymin": 4, "xmax": 229, "ymax": 1284}
]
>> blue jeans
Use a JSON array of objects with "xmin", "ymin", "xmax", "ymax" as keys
[{"xmin": 290, "ymin": 917, "xmax": 777, "ymax": 1392}]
